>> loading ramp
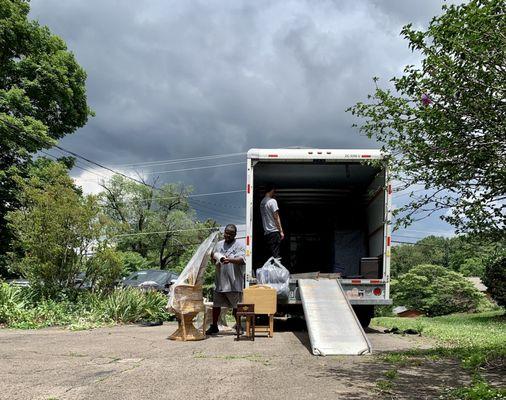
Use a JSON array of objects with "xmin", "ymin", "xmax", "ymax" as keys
[{"xmin": 298, "ymin": 278, "xmax": 372, "ymax": 356}]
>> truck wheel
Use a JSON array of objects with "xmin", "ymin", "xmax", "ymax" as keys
[{"xmin": 352, "ymin": 305, "xmax": 374, "ymax": 328}]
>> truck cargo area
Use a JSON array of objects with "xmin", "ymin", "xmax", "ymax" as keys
[{"xmin": 252, "ymin": 161, "xmax": 386, "ymax": 279}]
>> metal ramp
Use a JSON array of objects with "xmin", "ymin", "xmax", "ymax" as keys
[{"xmin": 298, "ymin": 279, "xmax": 372, "ymax": 356}]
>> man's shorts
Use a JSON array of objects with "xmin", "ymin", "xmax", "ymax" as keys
[{"xmin": 213, "ymin": 291, "xmax": 242, "ymax": 308}]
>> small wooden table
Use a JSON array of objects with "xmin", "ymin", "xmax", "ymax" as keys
[{"xmin": 235, "ymin": 303, "xmax": 255, "ymax": 341}]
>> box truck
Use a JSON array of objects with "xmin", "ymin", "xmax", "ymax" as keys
[{"xmin": 245, "ymin": 148, "xmax": 392, "ymax": 327}]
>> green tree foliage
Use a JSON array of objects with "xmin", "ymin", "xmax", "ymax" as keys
[
  {"xmin": 100, "ymin": 175, "xmax": 217, "ymax": 269},
  {"xmin": 6, "ymin": 160, "xmax": 113, "ymax": 297},
  {"xmin": 392, "ymin": 264, "xmax": 484, "ymax": 316},
  {"xmin": 348, "ymin": 0, "xmax": 505, "ymax": 238},
  {"xmin": 391, "ymin": 234, "xmax": 504, "ymax": 278},
  {"xmin": 483, "ymin": 255, "xmax": 506, "ymax": 307},
  {"xmin": 0, "ymin": 0, "xmax": 92, "ymax": 274},
  {"xmin": 117, "ymin": 251, "xmax": 153, "ymax": 277}
]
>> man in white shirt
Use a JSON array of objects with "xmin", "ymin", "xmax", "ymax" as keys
[{"xmin": 260, "ymin": 184, "xmax": 284, "ymax": 259}]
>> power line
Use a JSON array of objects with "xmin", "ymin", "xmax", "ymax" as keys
[
  {"xmin": 1, "ymin": 116, "xmax": 156, "ymax": 189},
  {"xmin": 99, "ymin": 189, "xmax": 246, "ymax": 205},
  {"xmin": 113, "ymin": 226, "xmax": 218, "ymax": 238},
  {"xmin": 144, "ymin": 161, "xmax": 246, "ymax": 175},
  {"xmin": 39, "ymin": 150, "xmax": 108, "ymax": 180},
  {"xmin": 114, "ymin": 152, "xmax": 247, "ymax": 168}
]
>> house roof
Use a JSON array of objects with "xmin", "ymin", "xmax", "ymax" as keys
[{"xmin": 466, "ymin": 277, "xmax": 487, "ymax": 292}]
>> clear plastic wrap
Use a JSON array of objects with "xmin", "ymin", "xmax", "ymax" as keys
[
  {"xmin": 256, "ymin": 257, "xmax": 290, "ymax": 300},
  {"xmin": 167, "ymin": 231, "xmax": 219, "ymax": 313}
]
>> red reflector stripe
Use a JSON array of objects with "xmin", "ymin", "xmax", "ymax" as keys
[
  {"xmin": 268, "ymin": 154, "xmax": 278, "ymax": 158},
  {"xmin": 387, "ymin": 236, "xmax": 391, "ymax": 246},
  {"xmin": 388, "ymin": 184, "xmax": 392, "ymax": 194},
  {"xmin": 351, "ymin": 279, "xmax": 361, "ymax": 284},
  {"xmin": 246, "ymin": 236, "xmax": 250, "ymax": 246},
  {"xmin": 370, "ymin": 280, "xmax": 381, "ymax": 284},
  {"xmin": 247, "ymin": 184, "xmax": 250, "ymax": 194},
  {"xmin": 361, "ymin": 154, "xmax": 371, "ymax": 158}
]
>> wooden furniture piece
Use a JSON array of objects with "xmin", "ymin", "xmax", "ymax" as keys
[
  {"xmin": 169, "ymin": 284, "xmax": 206, "ymax": 341},
  {"xmin": 167, "ymin": 232, "xmax": 218, "ymax": 341},
  {"xmin": 235, "ymin": 303, "xmax": 255, "ymax": 341},
  {"xmin": 242, "ymin": 285, "xmax": 277, "ymax": 338}
]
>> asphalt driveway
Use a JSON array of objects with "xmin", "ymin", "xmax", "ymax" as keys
[{"xmin": 0, "ymin": 322, "xmax": 472, "ymax": 400}]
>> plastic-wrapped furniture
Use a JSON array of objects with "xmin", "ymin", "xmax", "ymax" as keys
[{"xmin": 167, "ymin": 232, "xmax": 219, "ymax": 341}]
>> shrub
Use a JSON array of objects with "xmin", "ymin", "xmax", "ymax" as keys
[
  {"xmin": 117, "ymin": 251, "xmax": 152, "ymax": 276},
  {"xmin": 483, "ymin": 255, "xmax": 506, "ymax": 307},
  {"xmin": 86, "ymin": 248, "xmax": 123, "ymax": 292},
  {"xmin": 100, "ymin": 288, "xmax": 169, "ymax": 323},
  {"xmin": 393, "ymin": 264, "xmax": 483, "ymax": 316},
  {"xmin": 0, "ymin": 282, "xmax": 26, "ymax": 324},
  {"xmin": 0, "ymin": 284, "xmax": 170, "ymax": 328}
]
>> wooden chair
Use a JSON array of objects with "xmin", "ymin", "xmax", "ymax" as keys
[
  {"xmin": 167, "ymin": 232, "xmax": 218, "ymax": 341},
  {"xmin": 242, "ymin": 285, "xmax": 277, "ymax": 338}
]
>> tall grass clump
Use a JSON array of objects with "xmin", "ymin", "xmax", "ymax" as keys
[{"xmin": 0, "ymin": 284, "xmax": 171, "ymax": 329}]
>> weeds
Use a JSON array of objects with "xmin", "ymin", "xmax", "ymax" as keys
[{"xmin": 376, "ymin": 379, "xmax": 394, "ymax": 393}]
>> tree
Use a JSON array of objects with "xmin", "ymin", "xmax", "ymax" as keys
[
  {"xmin": 391, "ymin": 234, "xmax": 503, "ymax": 278},
  {"xmin": 0, "ymin": 0, "xmax": 92, "ymax": 275},
  {"xmin": 6, "ymin": 160, "xmax": 111, "ymax": 298},
  {"xmin": 483, "ymin": 255, "xmax": 506, "ymax": 307},
  {"xmin": 100, "ymin": 176, "xmax": 216, "ymax": 269},
  {"xmin": 392, "ymin": 264, "xmax": 484, "ymax": 316},
  {"xmin": 348, "ymin": 0, "xmax": 505, "ymax": 239}
]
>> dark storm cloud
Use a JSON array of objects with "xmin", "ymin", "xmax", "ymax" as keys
[{"xmin": 29, "ymin": 0, "xmax": 456, "ymax": 230}]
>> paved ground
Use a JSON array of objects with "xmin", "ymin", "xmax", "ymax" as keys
[{"xmin": 0, "ymin": 322, "xmax": 479, "ymax": 400}]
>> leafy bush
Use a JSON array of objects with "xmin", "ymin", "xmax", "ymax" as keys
[
  {"xmin": 86, "ymin": 248, "xmax": 123, "ymax": 292},
  {"xmin": 483, "ymin": 255, "xmax": 506, "ymax": 307},
  {"xmin": 95, "ymin": 288, "xmax": 169, "ymax": 323},
  {"xmin": 0, "ymin": 282, "xmax": 27, "ymax": 325},
  {"xmin": 0, "ymin": 284, "xmax": 170, "ymax": 329},
  {"xmin": 117, "ymin": 251, "xmax": 152, "ymax": 276},
  {"xmin": 392, "ymin": 264, "xmax": 484, "ymax": 316}
]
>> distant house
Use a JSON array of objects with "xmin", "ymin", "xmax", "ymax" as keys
[
  {"xmin": 466, "ymin": 277, "xmax": 487, "ymax": 293},
  {"xmin": 392, "ymin": 306, "xmax": 424, "ymax": 318}
]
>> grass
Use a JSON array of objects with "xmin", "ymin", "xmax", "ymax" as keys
[
  {"xmin": 373, "ymin": 310, "xmax": 506, "ymax": 398},
  {"xmin": 373, "ymin": 311, "xmax": 506, "ymax": 370}
]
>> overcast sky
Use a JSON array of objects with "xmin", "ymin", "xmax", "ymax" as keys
[{"xmin": 30, "ymin": 0, "xmax": 460, "ymax": 240}]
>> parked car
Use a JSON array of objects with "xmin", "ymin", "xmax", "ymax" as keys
[
  {"xmin": 7, "ymin": 278, "xmax": 30, "ymax": 287},
  {"xmin": 122, "ymin": 269, "xmax": 179, "ymax": 294},
  {"xmin": 74, "ymin": 272, "xmax": 93, "ymax": 290}
]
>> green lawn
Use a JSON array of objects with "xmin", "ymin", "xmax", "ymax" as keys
[
  {"xmin": 373, "ymin": 310, "xmax": 505, "ymax": 350},
  {"xmin": 372, "ymin": 311, "xmax": 506, "ymax": 399}
]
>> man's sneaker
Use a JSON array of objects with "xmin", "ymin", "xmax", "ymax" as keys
[{"xmin": 205, "ymin": 324, "xmax": 219, "ymax": 335}]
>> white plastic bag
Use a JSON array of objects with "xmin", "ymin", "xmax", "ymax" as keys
[{"xmin": 256, "ymin": 257, "xmax": 290, "ymax": 299}]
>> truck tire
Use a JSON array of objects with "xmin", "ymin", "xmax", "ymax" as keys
[{"xmin": 352, "ymin": 305, "xmax": 374, "ymax": 328}]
